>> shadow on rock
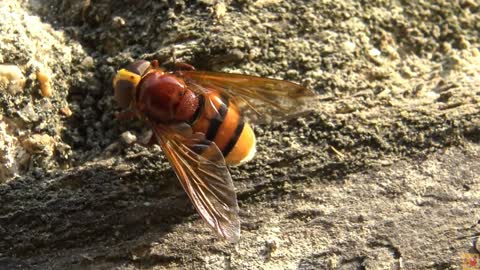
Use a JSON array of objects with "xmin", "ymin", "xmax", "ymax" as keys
[{"xmin": 0, "ymin": 160, "xmax": 193, "ymax": 267}]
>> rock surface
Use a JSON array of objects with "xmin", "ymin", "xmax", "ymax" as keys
[{"xmin": 0, "ymin": 0, "xmax": 479, "ymax": 269}]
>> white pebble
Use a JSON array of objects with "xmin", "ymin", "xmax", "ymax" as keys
[
  {"xmin": 121, "ymin": 131, "xmax": 137, "ymax": 144},
  {"xmin": 369, "ymin": 48, "xmax": 381, "ymax": 57}
]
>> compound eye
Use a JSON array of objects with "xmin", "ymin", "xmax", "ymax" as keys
[
  {"xmin": 125, "ymin": 60, "xmax": 151, "ymax": 76},
  {"xmin": 114, "ymin": 79, "xmax": 135, "ymax": 109}
]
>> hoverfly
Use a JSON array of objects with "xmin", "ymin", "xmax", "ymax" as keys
[{"xmin": 113, "ymin": 60, "xmax": 315, "ymax": 241}]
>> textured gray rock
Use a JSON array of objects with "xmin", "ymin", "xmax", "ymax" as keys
[{"xmin": 0, "ymin": 0, "xmax": 479, "ymax": 269}]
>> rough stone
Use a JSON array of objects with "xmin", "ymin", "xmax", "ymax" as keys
[{"xmin": 0, "ymin": 0, "xmax": 479, "ymax": 269}]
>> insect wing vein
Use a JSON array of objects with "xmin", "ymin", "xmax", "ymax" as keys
[{"xmin": 152, "ymin": 124, "xmax": 240, "ymax": 241}]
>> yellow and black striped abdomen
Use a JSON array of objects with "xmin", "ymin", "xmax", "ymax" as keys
[{"xmin": 190, "ymin": 92, "xmax": 256, "ymax": 166}]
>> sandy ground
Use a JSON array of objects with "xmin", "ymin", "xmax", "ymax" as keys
[{"xmin": 0, "ymin": 0, "xmax": 479, "ymax": 269}]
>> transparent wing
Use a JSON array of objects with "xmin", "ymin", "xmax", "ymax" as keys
[
  {"xmin": 152, "ymin": 123, "xmax": 240, "ymax": 241},
  {"xmin": 177, "ymin": 70, "xmax": 316, "ymax": 122}
]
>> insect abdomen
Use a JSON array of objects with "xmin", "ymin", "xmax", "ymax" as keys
[{"xmin": 191, "ymin": 92, "xmax": 256, "ymax": 166}]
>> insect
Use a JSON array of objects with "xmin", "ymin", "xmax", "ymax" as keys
[{"xmin": 113, "ymin": 60, "xmax": 315, "ymax": 241}]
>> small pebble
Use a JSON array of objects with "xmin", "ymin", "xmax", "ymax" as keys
[
  {"xmin": 0, "ymin": 64, "xmax": 26, "ymax": 94},
  {"xmin": 18, "ymin": 103, "xmax": 39, "ymax": 122},
  {"xmin": 36, "ymin": 70, "xmax": 52, "ymax": 98},
  {"xmin": 60, "ymin": 106, "xmax": 73, "ymax": 117},
  {"xmin": 121, "ymin": 131, "xmax": 137, "ymax": 144},
  {"xmin": 369, "ymin": 48, "xmax": 381, "ymax": 57},
  {"xmin": 81, "ymin": 56, "xmax": 95, "ymax": 69},
  {"xmin": 343, "ymin": 41, "xmax": 356, "ymax": 53},
  {"xmin": 112, "ymin": 16, "xmax": 126, "ymax": 28},
  {"xmin": 214, "ymin": 2, "xmax": 227, "ymax": 20}
]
